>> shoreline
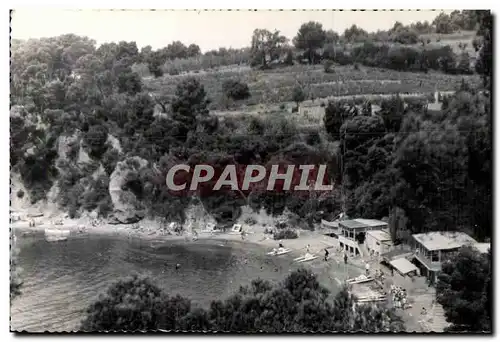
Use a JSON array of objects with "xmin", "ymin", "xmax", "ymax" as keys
[{"xmin": 11, "ymin": 215, "xmax": 366, "ymax": 271}]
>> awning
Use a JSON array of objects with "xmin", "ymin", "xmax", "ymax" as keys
[{"xmin": 390, "ymin": 258, "xmax": 418, "ymax": 275}]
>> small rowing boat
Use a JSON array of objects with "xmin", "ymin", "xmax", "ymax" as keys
[
  {"xmin": 346, "ymin": 275, "xmax": 374, "ymax": 284},
  {"xmin": 267, "ymin": 248, "xmax": 292, "ymax": 256},
  {"xmin": 294, "ymin": 253, "xmax": 318, "ymax": 263},
  {"xmin": 44, "ymin": 228, "xmax": 70, "ymax": 242}
]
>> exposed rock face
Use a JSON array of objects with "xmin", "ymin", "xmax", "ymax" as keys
[{"xmin": 108, "ymin": 156, "xmax": 148, "ymax": 224}]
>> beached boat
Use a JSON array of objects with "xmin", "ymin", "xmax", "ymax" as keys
[
  {"xmin": 294, "ymin": 253, "xmax": 318, "ymax": 263},
  {"xmin": 266, "ymin": 248, "xmax": 292, "ymax": 256},
  {"xmin": 44, "ymin": 228, "xmax": 71, "ymax": 242},
  {"xmin": 346, "ymin": 275, "xmax": 374, "ymax": 285}
]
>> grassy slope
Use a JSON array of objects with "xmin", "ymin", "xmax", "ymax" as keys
[{"xmin": 144, "ymin": 64, "xmax": 481, "ymax": 111}]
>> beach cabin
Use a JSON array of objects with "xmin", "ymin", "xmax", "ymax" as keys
[
  {"xmin": 411, "ymin": 231, "xmax": 477, "ymax": 285},
  {"xmin": 338, "ymin": 219, "xmax": 388, "ymax": 257},
  {"xmin": 365, "ymin": 230, "xmax": 393, "ymax": 257}
]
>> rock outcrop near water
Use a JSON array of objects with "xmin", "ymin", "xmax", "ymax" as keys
[{"xmin": 108, "ymin": 156, "xmax": 148, "ymax": 224}]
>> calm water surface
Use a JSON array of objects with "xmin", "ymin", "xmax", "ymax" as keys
[{"xmin": 11, "ymin": 232, "xmax": 304, "ymax": 332}]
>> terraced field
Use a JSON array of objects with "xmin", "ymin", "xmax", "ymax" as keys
[{"xmin": 143, "ymin": 64, "xmax": 481, "ymax": 111}]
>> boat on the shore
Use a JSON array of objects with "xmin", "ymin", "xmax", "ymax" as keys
[
  {"xmin": 44, "ymin": 228, "xmax": 71, "ymax": 242},
  {"xmin": 346, "ymin": 274, "xmax": 374, "ymax": 285},
  {"xmin": 294, "ymin": 253, "xmax": 318, "ymax": 263},
  {"xmin": 267, "ymin": 247, "xmax": 292, "ymax": 256}
]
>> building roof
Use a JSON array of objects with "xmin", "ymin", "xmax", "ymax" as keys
[
  {"xmin": 321, "ymin": 219, "xmax": 339, "ymax": 228},
  {"xmin": 355, "ymin": 219, "xmax": 388, "ymax": 227},
  {"xmin": 474, "ymin": 243, "xmax": 491, "ymax": 254},
  {"xmin": 366, "ymin": 230, "xmax": 392, "ymax": 242},
  {"xmin": 390, "ymin": 258, "xmax": 419, "ymax": 275},
  {"xmin": 412, "ymin": 231, "xmax": 477, "ymax": 252},
  {"xmin": 340, "ymin": 219, "xmax": 388, "ymax": 230}
]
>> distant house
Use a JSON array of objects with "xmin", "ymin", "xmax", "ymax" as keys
[
  {"xmin": 338, "ymin": 219, "xmax": 388, "ymax": 256},
  {"xmin": 412, "ymin": 231, "xmax": 478, "ymax": 284},
  {"xmin": 365, "ymin": 229, "xmax": 393, "ymax": 256}
]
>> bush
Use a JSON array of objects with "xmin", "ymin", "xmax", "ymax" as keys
[
  {"xmin": 292, "ymin": 86, "xmax": 306, "ymax": 106},
  {"xmin": 273, "ymin": 229, "xmax": 298, "ymax": 240},
  {"xmin": 279, "ymin": 103, "xmax": 286, "ymax": 110},
  {"xmin": 244, "ymin": 217, "xmax": 257, "ymax": 225},
  {"xmin": 323, "ymin": 59, "xmax": 334, "ymax": 73},
  {"xmin": 81, "ymin": 274, "xmax": 166, "ymax": 331},
  {"xmin": 16, "ymin": 189, "xmax": 24, "ymax": 198},
  {"xmin": 222, "ymin": 80, "xmax": 251, "ymax": 101}
]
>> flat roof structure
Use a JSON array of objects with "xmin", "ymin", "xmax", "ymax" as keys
[
  {"xmin": 412, "ymin": 231, "xmax": 477, "ymax": 252},
  {"xmin": 390, "ymin": 258, "xmax": 419, "ymax": 275},
  {"xmin": 339, "ymin": 219, "xmax": 388, "ymax": 230},
  {"xmin": 366, "ymin": 230, "xmax": 392, "ymax": 242}
]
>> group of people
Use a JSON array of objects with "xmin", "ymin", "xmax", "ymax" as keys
[{"xmin": 390, "ymin": 285, "xmax": 409, "ymax": 309}]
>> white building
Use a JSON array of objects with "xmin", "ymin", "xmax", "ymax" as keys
[
  {"xmin": 412, "ymin": 231, "xmax": 478, "ymax": 284},
  {"xmin": 365, "ymin": 229, "xmax": 393, "ymax": 256},
  {"xmin": 338, "ymin": 219, "xmax": 388, "ymax": 257}
]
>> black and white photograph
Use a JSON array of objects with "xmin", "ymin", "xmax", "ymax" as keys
[{"xmin": 9, "ymin": 9, "xmax": 492, "ymax": 333}]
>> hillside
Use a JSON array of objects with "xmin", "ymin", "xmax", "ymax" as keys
[{"xmin": 9, "ymin": 11, "xmax": 492, "ymax": 242}]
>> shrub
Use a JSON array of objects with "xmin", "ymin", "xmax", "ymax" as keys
[
  {"xmin": 244, "ymin": 217, "xmax": 257, "ymax": 225},
  {"xmin": 273, "ymin": 229, "xmax": 298, "ymax": 240},
  {"xmin": 16, "ymin": 189, "xmax": 24, "ymax": 198},
  {"xmin": 279, "ymin": 103, "xmax": 286, "ymax": 110},
  {"xmin": 323, "ymin": 59, "xmax": 334, "ymax": 73},
  {"xmin": 222, "ymin": 80, "xmax": 251, "ymax": 101},
  {"xmin": 81, "ymin": 274, "xmax": 166, "ymax": 331},
  {"xmin": 292, "ymin": 86, "xmax": 306, "ymax": 107}
]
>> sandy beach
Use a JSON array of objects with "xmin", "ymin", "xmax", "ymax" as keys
[{"xmin": 10, "ymin": 208, "xmax": 369, "ymax": 277}]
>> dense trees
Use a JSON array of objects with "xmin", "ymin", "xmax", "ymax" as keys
[
  {"xmin": 436, "ymin": 247, "xmax": 491, "ymax": 332},
  {"xmin": 250, "ymin": 29, "xmax": 288, "ymax": 68},
  {"xmin": 323, "ymin": 78, "xmax": 491, "ymax": 242},
  {"xmin": 293, "ymin": 21, "xmax": 326, "ymax": 64},
  {"xmin": 81, "ymin": 269, "xmax": 405, "ymax": 332},
  {"xmin": 81, "ymin": 275, "xmax": 167, "ymax": 331}
]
